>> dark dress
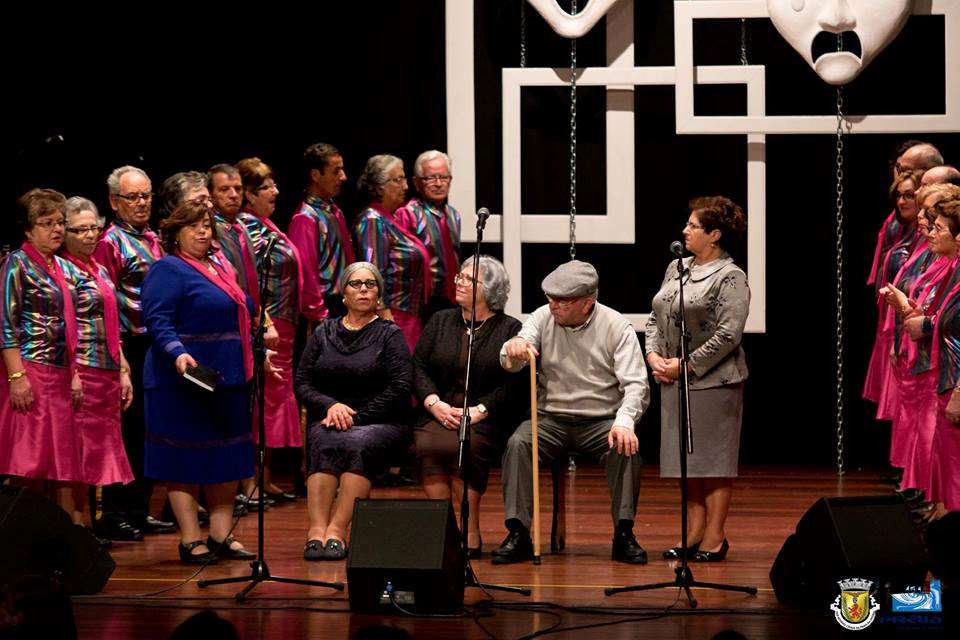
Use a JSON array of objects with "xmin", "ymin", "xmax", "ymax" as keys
[
  {"xmin": 296, "ymin": 317, "xmax": 412, "ymax": 477},
  {"xmin": 141, "ymin": 256, "xmax": 255, "ymax": 485},
  {"xmin": 412, "ymin": 309, "xmax": 527, "ymax": 492}
]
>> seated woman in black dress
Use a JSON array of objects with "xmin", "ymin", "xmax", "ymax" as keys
[
  {"xmin": 413, "ymin": 255, "xmax": 526, "ymax": 557},
  {"xmin": 297, "ymin": 261, "xmax": 412, "ymax": 561}
]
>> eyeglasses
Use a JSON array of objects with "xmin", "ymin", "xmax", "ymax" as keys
[
  {"xmin": 454, "ymin": 273, "xmax": 477, "ymax": 286},
  {"xmin": 117, "ymin": 192, "xmax": 153, "ymax": 203},
  {"xmin": 684, "ymin": 221, "xmax": 704, "ymax": 230},
  {"xmin": 66, "ymin": 225, "xmax": 102, "ymax": 235},
  {"xmin": 546, "ymin": 296, "xmax": 579, "ymax": 308},
  {"xmin": 420, "ymin": 174, "xmax": 452, "ymax": 184},
  {"xmin": 186, "ymin": 195, "xmax": 213, "ymax": 207},
  {"xmin": 386, "ymin": 176, "xmax": 407, "ymax": 185},
  {"xmin": 346, "ymin": 279, "xmax": 379, "ymax": 290},
  {"xmin": 33, "ymin": 219, "xmax": 66, "ymax": 230},
  {"xmin": 897, "ymin": 191, "xmax": 917, "ymax": 201},
  {"xmin": 934, "ymin": 223, "xmax": 954, "ymax": 234},
  {"xmin": 255, "ymin": 182, "xmax": 279, "ymax": 193}
]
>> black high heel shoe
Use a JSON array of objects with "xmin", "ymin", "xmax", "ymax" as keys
[
  {"xmin": 467, "ymin": 535, "xmax": 483, "ymax": 559},
  {"xmin": 662, "ymin": 540, "xmax": 701, "ymax": 560},
  {"xmin": 179, "ymin": 540, "xmax": 216, "ymax": 564},
  {"xmin": 692, "ymin": 538, "xmax": 729, "ymax": 562}
]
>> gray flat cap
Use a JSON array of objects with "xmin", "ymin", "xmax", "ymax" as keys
[{"xmin": 541, "ymin": 260, "xmax": 598, "ymax": 298}]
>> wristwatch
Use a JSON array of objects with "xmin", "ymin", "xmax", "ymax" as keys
[{"xmin": 476, "ymin": 403, "xmax": 488, "ymax": 416}]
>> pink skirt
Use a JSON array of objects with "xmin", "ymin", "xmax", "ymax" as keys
[
  {"xmin": 0, "ymin": 360, "xmax": 81, "ymax": 481},
  {"xmin": 863, "ymin": 329, "xmax": 898, "ymax": 420},
  {"xmin": 928, "ymin": 393, "xmax": 960, "ymax": 510},
  {"xmin": 898, "ymin": 369, "xmax": 938, "ymax": 492},
  {"xmin": 889, "ymin": 359, "xmax": 917, "ymax": 468},
  {"xmin": 258, "ymin": 318, "xmax": 302, "ymax": 448},
  {"xmin": 392, "ymin": 308, "xmax": 422, "ymax": 353},
  {"xmin": 75, "ymin": 365, "xmax": 134, "ymax": 486}
]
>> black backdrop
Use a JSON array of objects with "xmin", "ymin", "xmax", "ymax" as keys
[{"xmin": 4, "ymin": 1, "xmax": 958, "ymax": 469}]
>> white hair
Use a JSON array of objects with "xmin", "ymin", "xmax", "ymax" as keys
[
  {"xmin": 107, "ymin": 166, "xmax": 150, "ymax": 196},
  {"xmin": 414, "ymin": 150, "xmax": 452, "ymax": 177},
  {"xmin": 64, "ymin": 196, "xmax": 105, "ymax": 227}
]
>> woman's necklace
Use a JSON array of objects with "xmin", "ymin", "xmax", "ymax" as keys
[
  {"xmin": 342, "ymin": 315, "xmax": 378, "ymax": 331},
  {"xmin": 462, "ymin": 312, "xmax": 491, "ymax": 336}
]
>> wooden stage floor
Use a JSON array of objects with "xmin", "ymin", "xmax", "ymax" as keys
[{"xmin": 70, "ymin": 466, "xmax": 929, "ymax": 639}]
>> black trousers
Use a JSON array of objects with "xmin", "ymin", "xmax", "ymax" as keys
[{"xmin": 101, "ymin": 333, "xmax": 154, "ymax": 524}]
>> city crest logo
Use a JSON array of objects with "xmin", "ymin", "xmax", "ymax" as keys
[{"xmin": 830, "ymin": 578, "xmax": 880, "ymax": 631}]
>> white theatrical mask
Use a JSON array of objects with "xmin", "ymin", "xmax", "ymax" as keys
[
  {"xmin": 525, "ymin": 0, "xmax": 621, "ymax": 38},
  {"xmin": 767, "ymin": 0, "xmax": 913, "ymax": 85}
]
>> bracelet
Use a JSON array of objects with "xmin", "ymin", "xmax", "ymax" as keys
[
  {"xmin": 7, "ymin": 370, "xmax": 26, "ymax": 382},
  {"xmin": 120, "ymin": 367, "xmax": 130, "ymax": 375}
]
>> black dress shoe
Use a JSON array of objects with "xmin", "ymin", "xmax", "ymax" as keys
[
  {"xmin": 179, "ymin": 540, "xmax": 216, "ymax": 564},
  {"xmin": 207, "ymin": 535, "xmax": 256, "ymax": 560},
  {"xmin": 491, "ymin": 529, "xmax": 534, "ymax": 564},
  {"xmin": 692, "ymin": 538, "xmax": 729, "ymax": 562},
  {"xmin": 140, "ymin": 515, "xmax": 176, "ymax": 534},
  {"xmin": 662, "ymin": 540, "xmax": 701, "ymax": 560},
  {"xmin": 612, "ymin": 530, "xmax": 648, "ymax": 564},
  {"xmin": 265, "ymin": 490, "xmax": 297, "ymax": 503},
  {"xmin": 94, "ymin": 517, "xmax": 143, "ymax": 542}
]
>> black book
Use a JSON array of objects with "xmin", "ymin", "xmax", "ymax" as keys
[{"xmin": 183, "ymin": 363, "xmax": 220, "ymax": 392}]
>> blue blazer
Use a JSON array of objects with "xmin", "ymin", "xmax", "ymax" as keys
[{"xmin": 141, "ymin": 256, "xmax": 254, "ymax": 390}]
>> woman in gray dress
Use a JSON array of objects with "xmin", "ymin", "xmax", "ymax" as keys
[{"xmin": 645, "ymin": 196, "xmax": 748, "ymax": 562}]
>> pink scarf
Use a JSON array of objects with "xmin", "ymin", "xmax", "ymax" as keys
[
  {"xmin": 256, "ymin": 215, "xmax": 305, "ymax": 313},
  {"xmin": 176, "ymin": 250, "xmax": 254, "ymax": 380},
  {"xmin": 21, "ymin": 242, "xmax": 78, "ymax": 361},
  {"xmin": 868, "ymin": 210, "xmax": 899, "ymax": 287},
  {"xmin": 904, "ymin": 254, "xmax": 960, "ymax": 367},
  {"xmin": 61, "ymin": 252, "xmax": 121, "ymax": 362}
]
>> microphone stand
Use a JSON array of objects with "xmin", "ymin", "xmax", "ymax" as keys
[
  {"xmin": 199, "ymin": 233, "xmax": 344, "ymax": 601},
  {"xmin": 457, "ymin": 211, "xmax": 530, "ymax": 597},
  {"xmin": 605, "ymin": 246, "xmax": 755, "ymax": 607}
]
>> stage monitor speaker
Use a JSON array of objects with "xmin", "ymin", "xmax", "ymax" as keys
[
  {"xmin": 347, "ymin": 499, "xmax": 464, "ymax": 614},
  {"xmin": 770, "ymin": 495, "xmax": 926, "ymax": 607},
  {"xmin": 0, "ymin": 485, "xmax": 115, "ymax": 595}
]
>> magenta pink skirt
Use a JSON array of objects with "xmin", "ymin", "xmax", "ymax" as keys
[
  {"xmin": 889, "ymin": 359, "xmax": 917, "ymax": 468},
  {"xmin": 863, "ymin": 329, "xmax": 898, "ymax": 420},
  {"xmin": 898, "ymin": 369, "xmax": 938, "ymax": 492},
  {"xmin": 392, "ymin": 307, "xmax": 422, "ymax": 353},
  {"xmin": 0, "ymin": 360, "xmax": 81, "ymax": 481},
  {"xmin": 928, "ymin": 393, "xmax": 960, "ymax": 510},
  {"xmin": 75, "ymin": 365, "xmax": 134, "ymax": 486},
  {"xmin": 258, "ymin": 318, "xmax": 302, "ymax": 448}
]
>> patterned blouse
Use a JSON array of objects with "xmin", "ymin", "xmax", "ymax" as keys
[
  {"xmin": 241, "ymin": 213, "xmax": 300, "ymax": 324},
  {"xmin": 94, "ymin": 220, "xmax": 163, "ymax": 335},
  {"xmin": 288, "ymin": 195, "xmax": 355, "ymax": 321},
  {"xmin": 71, "ymin": 260, "xmax": 122, "ymax": 371},
  {"xmin": 394, "ymin": 197, "xmax": 461, "ymax": 301}
]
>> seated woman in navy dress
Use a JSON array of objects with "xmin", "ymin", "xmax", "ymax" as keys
[
  {"xmin": 141, "ymin": 200, "xmax": 257, "ymax": 564},
  {"xmin": 296, "ymin": 261, "xmax": 412, "ymax": 561}
]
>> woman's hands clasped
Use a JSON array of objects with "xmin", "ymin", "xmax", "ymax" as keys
[
  {"xmin": 647, "ymin": 353, "xmax": 680, "ymax": 384},
  {"xmin": 323, "ymin": 402, "xmax": 357, "ymax": 430}
]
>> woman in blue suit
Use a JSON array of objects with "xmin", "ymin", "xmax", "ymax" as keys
[{"xmin": 142, "ymin": 198, "xmax": 256, "ymax": 564}]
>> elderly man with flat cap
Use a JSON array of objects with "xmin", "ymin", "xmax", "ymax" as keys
[{"xmin": 494, "ymin": 260, "xmax": 650, "ymax": 564}]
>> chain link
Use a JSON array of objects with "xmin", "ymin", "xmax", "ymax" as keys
[
  {"xmin": 569, "ymin": 0, "xmax": 578, "ymax": 260},
  {"xmin": 520, "ymin": 0, "xmax": 527, "ymax": 68},
  {"xmin": 739, "ymin": 18, "xmax": 748, "ymax": 65},
  {"xmin": 835, "ymin": 83, "xmax": 846, "ymax": 477}
]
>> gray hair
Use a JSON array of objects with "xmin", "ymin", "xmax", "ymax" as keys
[
  {"xmin": 206, "ymin": 163, "xmax": 240, "ymax": 188},
  {"xmin": 64, "ymin": 196, "xmax": 104, "ymax": 227},
  {"xmin": 339, "ymin": 261, "xmax": 385, "ymax": 297},
  {"xmin": 158, "ymin": 171, "xmax": 207, "ymax": 217},
  {"xmin": 356, "ymin": 154, "xmax": 403, "ymax": 202},
  {"xmin": 107, "ymin": 166, "xmax": 150, "ymax": 196},
  {"xmin": 414, "ymin": 150, "xmax": 452, "ymax": 177},
  {"xmin": 460, "ymin": 255, "xmax": 510, "ymax": 312}
]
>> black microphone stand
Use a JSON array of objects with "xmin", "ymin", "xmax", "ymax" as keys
[
  {"xmin": 457, "ymin": 211, "xmax": 530, "ymax": 597},
  {"xmin": 605, "ymin": 245, "xmax": 755, "ymax": 607},
  {"xmin": 198, "ymin": 234, "xmax": 344, "ymax": 601}
]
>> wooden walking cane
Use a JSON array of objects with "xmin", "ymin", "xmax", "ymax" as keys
[{"xmin": 528, "ymin": 348, "xmax": 542, "ymax": 565}]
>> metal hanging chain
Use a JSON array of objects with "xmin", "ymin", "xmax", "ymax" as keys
[
  {"xmin": 739, "ymin": 18, "xmax": 748, "ymax": 65},
  {"xmin": 568, "ymin": 0, "xmax": 578, "ymax": 260},
  {"xmin": 520, "ymin": 0, "xmax": 527, "ymax": 68},
  {"xmin": 835, "ymin": 82, "xmax": 846, "ymax": 477}
]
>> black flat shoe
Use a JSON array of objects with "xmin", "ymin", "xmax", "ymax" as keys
[
  {"xmin": 94, "ymin": 517, "xmax": 143, "ymax": 542},
  {"xmin": 612, "ymin": 530, "xmax": 648, "ymax": 564},
  {"xmin": 491, "ymin": 528, "xmax": 533, "ymax": 564},
  {"xmin": 179, "ymin": 540, "xmax": 216, "ymax": 564},
  {"xmin": 324, "ymin": 538, "xmax": 348, "ymax": 560},
  {"xmin": 207, "ymin": 535, "xmax": 256, "ymax": 560},
  {"xmin": 304, "ymin": 539, "xmax": 325, "ymax": 561},
  {"xmin": 140, "ymin": 515, "xmax": 176, "ymax": 535},
  {"xmin": 266, "ymin": 490, "xmax": 297, "ymax": 503},
  {"xmin": 662, "ymin": 540, "xmax": 701, "ymax": 560},
  {"xmin": 692, "ymin": 539, "xmax": 729, "ymax": 562}
]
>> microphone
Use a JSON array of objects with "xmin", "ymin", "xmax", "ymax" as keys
[
  {"xmin": 670, "ymin": 240, "xmax": 684, "ymax": 256},
  {"xmin": 476, "ymin": 207, "xmax": 491, "ymax": 230},
  {"xmin": 264, "ymin": 234, "xmax": 279, "ymax": 254}
]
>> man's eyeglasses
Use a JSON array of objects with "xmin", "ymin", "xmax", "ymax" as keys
[
  {"xmin": 34, "ymin": 219, "xmax": 66, "ymax": 230},
  {"xmin": 454, "ymin": 273, "xmax": 477, "ymax": 286},
  {"xmin": 346, "ymin": 279, "xmax": 379, "ymax": 290},
  {"xmin": 66, "ymin": 225, "xmax": 103, "ymax": 235},
  {"xmin": 420, "ymin": 174, "xmax": 452, "ymax": 184},
  {"xmin": 546, "ymin": 295, "xmax": 579, "ymax": 309},
  {"xmin": 117, "ymin": 192, "xmax": 153, "ymax": 203}
]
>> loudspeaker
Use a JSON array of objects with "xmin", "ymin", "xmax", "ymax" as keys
[
  {"xmin": 770, "ymin": 495, "xmax": 926, "ymax": 606},
  {"xmin": 0, "ymin": 485, "xmax": 115, "ymax": 594},
  {"xmin": 347, "ymin": 499, "xmax": 464, "ymax": 613}
]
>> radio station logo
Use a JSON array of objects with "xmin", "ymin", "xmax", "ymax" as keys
[
  {"xmin": 891, "ymin": 579, "xmax": 942, "ymax": 612},
  {"xmin": 830, "ymin": 578, "xmax": 880, "ymax": 631}
]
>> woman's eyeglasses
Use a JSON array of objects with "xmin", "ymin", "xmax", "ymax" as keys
[
  {"xmin": 454, "ymin": 273, "xmax": 477, "ymax": 286},
  {"xmin": 66, "ymin": 225, "xmax": 103, "ymax": 235},
  {"xmin": 346, "ymin": 279, "xmax": 379, "ymax": 290}
]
